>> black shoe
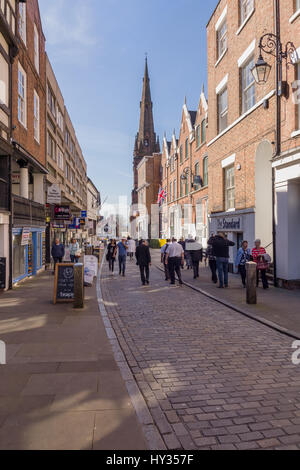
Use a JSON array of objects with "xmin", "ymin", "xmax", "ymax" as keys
[
  {"xmin": 218, "ymin": 285, "xmax": 224, "ymax": 288},
  {"xmin": 193, "ymin": 276, "xmax": 197, "ymax": 279},
  {"xmin": 146, "ymin": 281, "xmax": 149, "ymax": 285}
]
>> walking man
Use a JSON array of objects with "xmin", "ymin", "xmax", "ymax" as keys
[
  {"xmin": 252, "ymin": 239, "xmax": 270, "ymax": 289},
  {"xmin": 165, "ymin": 238, "xmax": 184, "ymax": 287},
  {"xmin": 117, "ymin": 238, "xmax": 128, "ymax": 277},
  {"xmin": 51, "ymin": 238, "xmax": 65, "ymax": 274},
  {"xmin": 136, "ymin": 240, "xmax": 151, "ymax": 286},
  {"xmin": 127, "ymin": 237, "xmax": 136, "ymax": 261},
  {"xmin": 208, "ymin": 232, "xmax": 235, "ymax": 288},
  {"xmin": 161, "ymin": 239, "xmax": 171, "ymax": 281},
  {"xmin": 107, "ymin": 239, "xmax": 117, "ymax": 275},
  {"xmin": 206, "ymin": 234, "xmax": 218, "ymax": 284},
  {"xmin": 189, "ymin": 241, "xmax": 203, "ymax": 279},
  {"xmin": 235, "ymin": 241, "xmax": 251, "ymax": 287}
]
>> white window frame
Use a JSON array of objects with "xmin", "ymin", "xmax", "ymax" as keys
[
  {"xmin": 217, "ymin": 19, "xmax": 227, "ymax": 60},
  {"xmin": 241, "ymin": 56, "xmax": 256, "ymax": 114},
  {"xmin": 18, "ymin": 63, "xmax": 27, "ymax": 128},
  {"xmin": 34, "ymin": 24, "xmax": 39, "ymax": 73},
  {"xmin": 224, "ymin": 165, "xmax": 235, "ymax": 212},
  {"xmin": 19, "ymin": 2, "xmax": 26, "ymax": 45},
  {"xmin": 33, "ymin": 90, "xmax": 40, "ymax": 143},
  {"xmin": 240, "ymin": 0, "xmax": 255, "ymax": 25},
  {"xmin": 217, "ymin": 87, "xmax": 228, "ymax": 134}
]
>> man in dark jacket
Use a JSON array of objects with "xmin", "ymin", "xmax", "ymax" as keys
[
  {"xmin": 136, "ymin": 240, "xmax": 151, "ymax": 286},
  {"xmin": 187, "ymin": 240, "xmax": 203, "ymax": 279},
  {"xmin": 51, "ymin": 238, "xmax": 65, "ymax": 274},
  {"xmin": 208, "ymin": 232, "xmax": 235, "ymax": 288}
]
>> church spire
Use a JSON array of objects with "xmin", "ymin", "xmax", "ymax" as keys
[{"xmin": 135, "ymin": 57, "xmax": 158, "ymax": 156}]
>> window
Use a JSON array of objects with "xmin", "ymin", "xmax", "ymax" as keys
[
  {"xmin": 185, "ymin": 175, "xmax": 189, "ymax": 195},
  {"xmin": 170, "ymin": 182, "xmax": 172, "ymax": 202},
  {"xmin": 224, "ymin": 165, "xmax": 235, "ymax": 211},
  {"xmin": 47, "ymin": 133, "xmax": 56, "ymax": 160},
  {"xmin": 297, "ymin": 64, "xmax": 300, "ymax": 129},
  {"xmin": 203, "ymin": 156, "xmax": 208, "ymax": 187},
  {"xmin": 33, "ymin": 91, "xmax": 40, "ymax": 142},
  {"xmin": 57, "ymin": 147, "xmax": 64, "ymax": 171},
  {"xmin": 217, "ymin": 87, "xmax": 228, "ymax": 133},
  {"xmin": 217, "ymin": 20, "xmax": 227, "ymax": 59},
  {"xmin": 194, "ymin": 162, "xmax": 200, "ymax": 190},
  {"xmin": 65, "ymin": 129, "xmax": 70, "ymax": 147},
  {"xmin": 240, "ymin": 0, "xmax": 254, "ymax": 25},
  {"xmin": 18, "ymin": 64, "xmax": 26, "ymax": 127},
  {"xmin": 47, "ymin": 86, "xmax": 56, "ymax": 117},
  {"xmin": 201, "ymin": 119, "xmax": 206, "ymax": 143},
  {"xmin": 19, "ymin": 3, "xmax": 26, "ymax": 45},
  {"xmin": 57, "ymin": 108, "xmax": 64, "ymax": 132},
  {"xmin": 296, "ymin": 0, "xmax": 300, "ymax": 11},
  {"xmin": 180, "ymin": 177, "xmax": 184, "ymax": 197},
  {"xmin": 34, "ymin": 24, "xmax": 39, "ymax": 73},
  {"xmin": 173, "ymin": 180, "xmax": 177, "ymax": 200},
  {"xmin": 196, "ymin": 125, "xmax": 200, "ymax": 147},
  {"xmin": 0, "ymin": 55, "xmax": 9, "ymax": 107},
  {"xmin": 241, "ymin": 56, "xmax": 255, "ymax": 113},
  {"xmin": 180, "ymin": 144, "xmax": 183, "ymax": 164},
  {"xmin": 185, "ymin": 138, "xmax": 189, "ymax": 160}
]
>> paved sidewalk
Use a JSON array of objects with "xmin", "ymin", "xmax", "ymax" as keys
[
  {"xmin": 151, "ymin": 250, "xmax": 300, "ymax": 337},
  {"xmin": 101, "ymin": 257, "xmax": 300, "ymax": 450},
  {"xmin": 0, "ymin": 268, "xmax": 147, "ymax": 450}
]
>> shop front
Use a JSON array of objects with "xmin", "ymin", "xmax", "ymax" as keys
[
  {"xmin": 12, "ymin": 227, "xmax": 46, "ymax": 284},
  {"xmin": 209, "ymin": 209, "xmax": 255, "ymax": 272}
]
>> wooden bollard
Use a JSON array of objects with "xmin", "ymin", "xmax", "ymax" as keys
[
  {"xmin": 246, "ymin": 262, "xmax": 257, "ymax": 305},
  {"xmin": 74, "ymin": 263, "xmax": 84, "ymax": 309}
]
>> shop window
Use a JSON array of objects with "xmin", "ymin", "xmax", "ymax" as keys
[{"xmin": 13, "ymin": 234, "xmax": 26, "ymax": 280}]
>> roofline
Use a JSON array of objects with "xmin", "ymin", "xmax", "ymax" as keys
[
  {"xmin": 87, "ymin": 177, "xmax": 100, "ymax": 194},
  {"xmin": 206, "ymin": 0, "xmax": 222, "ymax": 28}
]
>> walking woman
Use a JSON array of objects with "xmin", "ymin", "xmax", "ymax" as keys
[
  {"xmin": 107, "ymin": 239, "xmax": 117, "ymax": 275},
  {"xmin": 235, "ymin": 241, "xmax": 251, "ymax": 288},
  {"xmin": 252, "ymin": 239, "xmax": 270, "ymax": 289},
  {"xmin": 69, "ymin": 238, "xmax": 80, "ymax": 263}
]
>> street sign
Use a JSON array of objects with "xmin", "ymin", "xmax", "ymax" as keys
[
  {"xmin": 21, "ymin": 228, "xmax": 30, "ymax": 246},
  {"xmin": 47, "ymin": 184, "xmax": 61, "ymax": 205},
  {"xmin": 81, "ymin": 211, "xmax": 87, "ymax": 218},
  {"xmin": 54, "ymin": 205, "xmax": 71, "ymax": 220}
]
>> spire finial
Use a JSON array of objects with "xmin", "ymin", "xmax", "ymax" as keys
[{"xmin": 184, "ymin": 96, "xmax": 187, "ymax": 105}]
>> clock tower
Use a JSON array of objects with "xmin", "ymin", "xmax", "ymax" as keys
[{"xmin": 132, "ymin": 58, "xmax": 160, "ymax": 205}]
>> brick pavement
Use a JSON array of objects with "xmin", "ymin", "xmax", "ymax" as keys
[{"xmin": 101, "ymin": 257, "xmax": 300, "ymax": 450}]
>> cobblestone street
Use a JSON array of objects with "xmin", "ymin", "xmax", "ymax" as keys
[{"xmin": 101, "ymin": 257, "xmax": 300, "ymax": 450}]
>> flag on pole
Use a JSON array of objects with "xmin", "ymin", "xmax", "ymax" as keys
[{"xmin": 157, "ymin": 187, "xmax": 167, "ymax": 206}]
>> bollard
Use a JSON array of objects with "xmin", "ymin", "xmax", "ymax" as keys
[
  {"xmin": 246, "ymin": 262, "xmax": 257, "ymax": 305},
  {"xmin": 74, "ymin": 263, "xmax": 84, "ymax": 309}
]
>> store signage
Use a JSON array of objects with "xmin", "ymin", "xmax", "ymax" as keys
[
  {"xmin": 81, "ymin": 211, "xmax": 87, "ymax": 218},
  {"xmin": 21, "ymin": 228, "xmax": 31, "ymax": 246},
  {"xmin": 84, "ymin": 256, "xmax": 98, "ymax": 286},
  {"xmin": 68, "ymin": 218, "xmax": 80, "ymax": 230},
  {"xmin": 54, "ymin": 205, "xmax": 71, "ymax": 220},
  {"xmin": 0, "ymin": 258, "xmax": 6, "ymax": 290},
  {"xmin": 47, "ymin": 184, "xmax": 61, "ymax": 204},
  {"xmin": 80, "ymin": 218, "xmax": 86, "ymax": 227},
  {"xmin": 216, "ymin": 217, "xmax": 242, "ymax": 232},
  {"xmin": 53, "ymin": 264, "xmax": 75, "ymax": 304}
]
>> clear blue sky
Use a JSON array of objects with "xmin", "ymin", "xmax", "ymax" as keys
[{"xmin": 39, "ymin": 0, "xmax": 217, "ymax": 207}]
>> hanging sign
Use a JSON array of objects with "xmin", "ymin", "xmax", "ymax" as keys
[
  {"xmin": 21, "ymin": 228, "xmax": 31, "ymax": 246},
  {"xmin": 47, "ymin": 184, "xmax": 61, "ymax": 204}
]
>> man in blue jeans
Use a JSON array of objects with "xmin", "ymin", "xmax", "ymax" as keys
[
  {"xmin": 208, "ymin": 232, "xmax": 235, "ymax": 288},
  {"xmin": 116, "ymin": 238, "xmax": 128, "ymax": 276}
]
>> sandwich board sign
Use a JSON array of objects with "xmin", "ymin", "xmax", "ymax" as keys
[{"xmin": 53, "ymin": 264, "xmax": 75, "ymax": 304}]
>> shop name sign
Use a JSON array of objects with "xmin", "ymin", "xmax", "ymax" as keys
[
  {"xmin": 217, "ymin": 217, "xmax": 242, "ymax": 232},
  {"xmin": 54, "ymin": 205, "xmax": 71, "ymax": 220},
  {"xmin": 47, "ymin": 184, "xmax": 61, "ymax": 204}
]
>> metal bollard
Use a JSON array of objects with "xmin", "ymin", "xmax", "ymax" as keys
[
  {"xmin": 74, "ymin": 263, "xmax": 84, "ymax": 309},
  {"xmin": 246, "ymin": 262, "xmax": 257, "ymax": 305}
]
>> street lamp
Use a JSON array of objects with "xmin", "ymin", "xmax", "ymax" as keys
[{"xmin": 250, "ymin": 0, "xmax": 298, "ymax": 288}]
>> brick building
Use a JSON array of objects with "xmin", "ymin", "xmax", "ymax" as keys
[
  {"xmin": 10, "ymin": 0, "xmax": 47, "ymax": 283},
  {"xmin": 206, "ymin": 0, "xmax": 276, "ymax": 272},
  {"xmin": 161, "ymin": 89, "xmax": 209, "ymax": 244},
  {"xmin": 272, "ymin": 1, "xmax": 300, "ymax": 286},
  {"xmin": 0, "ymin": 0, "xmax": 19, "ymax": 289},
  {"xmin": 206, "ymin": 0, "xmax": 300, "ymax": 283}
]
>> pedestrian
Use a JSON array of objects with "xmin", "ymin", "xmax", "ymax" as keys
[
  {"xmin": 235, "ymin": 241, "xmax": 251, "ymax": 288},
  {"xmin": 69, "ymin": 238, "xmax": 80, "ymax": 263},
  {"xmin": 252, "ymin": 239, "xmax": 270, "ymax": 289},
  {"xmin": 161, "ymin": 239, "xmax": 171, "ymax": 281},
  {"xmin": 206, "ymin": 235, "xmax": 218, "ymax": 284},
  {"xmin": 117, "ymin": 238, "xmax": 128, "ymax": 277},
  {"xmin": 127, "ymin": 237, "xmax": 136, "ymax": 261},
  {"xmin": 208, "ymin": 232, "xmax": 235, "ymax": 288},
  {"xmin": 136, "ymin": 240, "xmax": 151, "ymax": 286},
  {"xmin": 165, "ymin": 238, "xmax": 184, "ymax": 287},
  {"xmin": 51, "ymin": 238, "xmax": 65, "ymax": 274},
  {"xmin": 189, "ymin": 241, "xmax": 203, "ymax": 279},
  {"xmin": 107, "ymin": 239, "xmax": 117, "ymax": 275}
]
